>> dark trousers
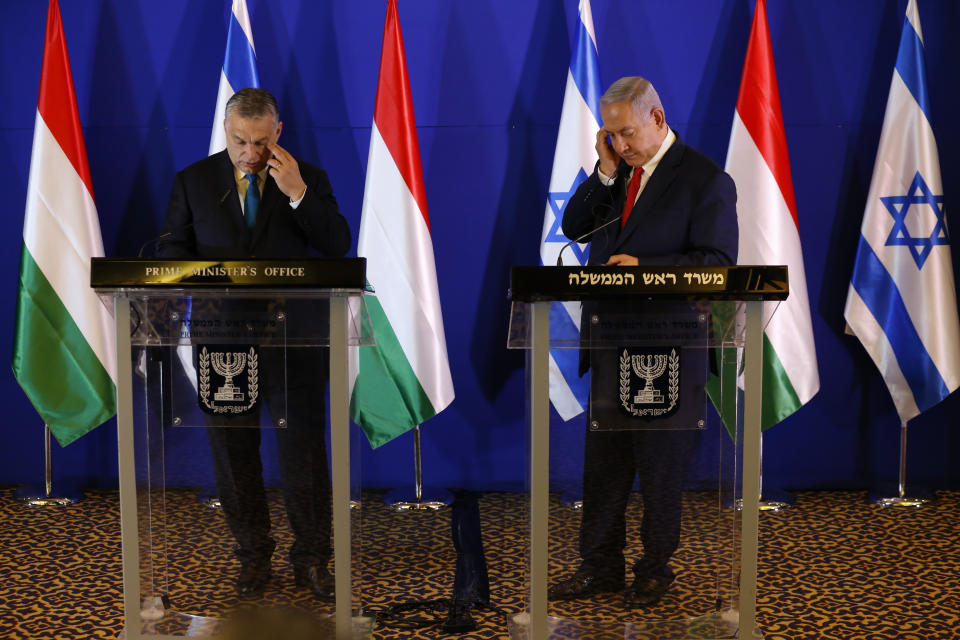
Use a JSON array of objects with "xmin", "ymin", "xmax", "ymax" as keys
[
  {"xmin": 205, "ymin": 348, "xmax": 331, "ymax": 570},
  {"xmin": 579, "ymin": 426, "xmax": 700, "ymax": 579}
]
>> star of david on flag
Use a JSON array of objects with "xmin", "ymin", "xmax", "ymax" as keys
[
  {"xmin": 544, "ymin": 169, "xmax": 591, "ymax": 265},
  {"xmin": 537, "ymin": 0, "xmax": 602, "ymax": 421},
  {"xmin": 844, "ymin": 0, "xmax": 960, "ymax": 423},
  {"xmin": 882, "ymin": 171, "xmax": 948, "ymax": 269}
]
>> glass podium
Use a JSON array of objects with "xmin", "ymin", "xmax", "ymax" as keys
[
  {"xmin": 92, "ymin": 258, "xmax": 373, "ymax": 640},
  {"xmin": 506, "ymin": 265, "xmax": 788, "ymax": 640}
]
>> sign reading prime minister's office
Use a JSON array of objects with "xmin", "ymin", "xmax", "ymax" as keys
[
  {"xmin": 90, "ymin": 258, "xmax": 367, "ymax": 290},
  {"xmin": 144, "ymin": 264, "xmax": 307, "ymax": 278}
]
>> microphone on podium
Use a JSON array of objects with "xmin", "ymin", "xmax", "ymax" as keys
[
  {"xmin": 137, "ymin": 221, "xmax": 196, "ymax": 258},
  {"xmin": 555, "ymin": 202, "xmax": 620, "ymax": 267}
]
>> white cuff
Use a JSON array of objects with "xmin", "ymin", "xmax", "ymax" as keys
[
  {"xmin": 289, "ymin": 187, "xmax": 307, "ymax": 209},
  {"xmin": 597, "ymin": 167, "xmax": 616, "ymax": 186}
]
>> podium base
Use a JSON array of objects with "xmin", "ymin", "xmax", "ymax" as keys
[
  {"xmin": 507, "ymin": 607, "xmax": 762, "ymax": 639},
  {"xmin": 197, "ymin": 491, "xmax": 222, "ymax": 509},
  {"xmin": 385, "ymin": 486, "xmax": 452, "ymax": 511},
  {"xmin": 14, "ymin": 483, "xmax": 82, "ymax": 506},
  {"xmin": 729, "ymin": 488, "xmax": 795, "ymax": 513},
  {"xmin": 198, "ymin": 491, "xmax": 358, "ymax": 510},
  {"xmin": 560, "ymin": 491, "xmax": 583, "ymax": 511},
  {"xmin": 118, "ymin": 606, "xmax": 373, "ymax": 640}
]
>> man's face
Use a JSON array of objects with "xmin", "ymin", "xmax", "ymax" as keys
[
  {"xmin": 224, "ymin": 113, "xmax": 282, "ymax": 175},
  {"xmin": 600, "ymin": 101, "xmax": 666, "ymax": 168}
]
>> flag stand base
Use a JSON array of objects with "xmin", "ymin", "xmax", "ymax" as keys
[
  {"xmin": 385, "ymin": 487, "xmax": 452, "ymax": 511},
  {"xmin": 868, "ymin": 422, "xmax": 934, "ymax": 507},
  {"xmin": 385, "ymin": 426, "xmax": 451, "ymax": 511},
  {"xmin": 17, "ymin": 425, "xmax": 82, "ymax": 506},
  {"xmin": 871, "ymin": 495, "xmax": 931, "ymax": 508},
  {"xmin": 869, "ymin": 487, "xmax": 934, "ymax": 508},
  {"xmin": 15, "ymin": 483, "xmax": 82, "ymax": 506}
]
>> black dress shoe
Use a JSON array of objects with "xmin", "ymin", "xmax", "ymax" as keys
[
  {"xmin": 294, "ymin": 565, "xmax": 335, "ymax": 601},
  {"xmin": 237, "ymin": 561, "xmax": 271, "ymax": 597},
  {"xmin": 547, "ymin": 570, "xmax": 624, "ymax": 601},
  {"xmin": 624, "ymin": 574, "xmax": 674, "ymax": 608}
]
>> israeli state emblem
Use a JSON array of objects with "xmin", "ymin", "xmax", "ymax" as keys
[
  {"xmin": 198, "ymin": 346, "xmax": 260, "ymax": 415},
  {"xmin": 619, "ymin": 347, "xmax": 680, "ymax": 417}
]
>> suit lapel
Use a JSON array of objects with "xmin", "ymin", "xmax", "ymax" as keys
[
  {"xmin": 612, "ymin": 135, "xmax": 685, "ymax": 253},
  {"xmin": 215, "ymin": 151, "xmax": 248, "ymax": 238}
]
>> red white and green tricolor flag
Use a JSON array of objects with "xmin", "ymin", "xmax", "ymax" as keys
[
  {"xmin": 350, "ymin": 0, "xmax": 455, "ymax": 448},
  {"xmin": 725, "ymin": 0, "xmax": 819, "ymax": 428},
  {"xmin": 12, "ymin": 0, "xmax": 117, "ymax": 446}
]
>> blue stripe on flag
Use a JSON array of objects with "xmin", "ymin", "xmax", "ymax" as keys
[
  {"xmin": 570, "ymin": 16, "xmax": 602, "ymax": 124},
  {"xmin": 850, "ymin": 235, "xmax": 949, "ymax": 410},
  {"xmin": 224, "ymin": 13, "xmax": 259, "ymax": 91},
  {"xmin": 549, "ymin": 301, "xmax": 589, "ymax": 409},
  {"xmin": 895, "ymin": 18, "xmax": 931, "ymax": 123}
]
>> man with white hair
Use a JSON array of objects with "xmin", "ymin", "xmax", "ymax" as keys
[{"xmin": 551, "ymin": 76, "xmax": 738, "ymax": 608}]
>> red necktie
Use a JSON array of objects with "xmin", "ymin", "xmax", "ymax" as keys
[{"xmin": 621, "ymin": 167, "xmax": 644, "ymax": 228}]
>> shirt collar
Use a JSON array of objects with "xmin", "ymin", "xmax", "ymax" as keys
[
  {"xmin": 234, "ymin": 165, "xmax": 268, "ymax": 188},
  {"xmin": 639, "ymin": 128, "xmax": 676, "ymax": 176}
]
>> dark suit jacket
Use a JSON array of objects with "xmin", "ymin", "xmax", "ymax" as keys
[
  {"xmin": 561, "ymin": 132, "xmax": 737, "ymax": 269},
  {"xmin": 561, "ymin": 132, "xmax": 738, "ymax": 378},
  {"xmin": 158, "ymin": 150, "xmax": 352, "ymax": 388},
  {"xmin": 158, "ymin": 150, "xmax": 351, "ymax": 260}
]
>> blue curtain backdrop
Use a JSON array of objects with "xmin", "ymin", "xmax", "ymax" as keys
[{"xmin": 2, "ymin": 0, "xmax": 959, "ymax": 491}]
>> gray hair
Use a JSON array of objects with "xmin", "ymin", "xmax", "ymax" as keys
[
  {"xmin": 600, "ymin": 77, "xmax": 663, "ymax": 121},
  {"xmin": 224, "ymin": 88, "xmax": 279, "ymax": 124}
]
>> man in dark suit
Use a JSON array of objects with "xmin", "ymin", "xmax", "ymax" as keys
[
  {"xmin": 159, "ymin": 88, "xmax": 351, "ymax": 600},
  {"xmin": 549, "ymin": 76, "xmax": 738, "ymax": 608}
]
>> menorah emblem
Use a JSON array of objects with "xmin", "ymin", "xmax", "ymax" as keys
[
  {"xmin": 198, "ymin": 346, "xmax": 260, "ymax": 415},
  {"xmin": 631, "ymin": 354, "xmax": 667, "ymax": 404},
  {"xmin": 212, "ymin": 351, "xmax": 247, "ymax": 402}
]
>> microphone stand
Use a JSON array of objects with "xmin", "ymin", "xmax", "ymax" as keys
[{"xmin": 555, "ymin": 203, "xmax": 621, "ymax": 267}]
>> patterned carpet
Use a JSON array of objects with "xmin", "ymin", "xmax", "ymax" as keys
[{"xmin": 0, "ymin": 486, "xmax": 958, "ymax": 639}]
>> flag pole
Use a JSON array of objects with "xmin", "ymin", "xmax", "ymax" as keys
[
  {"xmin": 871, "ymin": 420, "xmax": 932, "ymax": 507},
  {"xmin": 385, "ymin": 426, "xmax": 452, "ymax": 511},
  {"xmin": 14, "ymin": 424, "xmax": 82, "ymax": 506}
]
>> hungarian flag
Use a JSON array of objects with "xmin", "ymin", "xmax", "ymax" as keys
[
  {"xmin": 724, "ymin": 0, "xmax": 819, "ymax": 428},
  {"xmin": 12, "ymin": 0, "xmax": 117, "ymax": 446},
  {"xmin": 350, "ymin": 0, "xmax": 455, "ymax": 448}
]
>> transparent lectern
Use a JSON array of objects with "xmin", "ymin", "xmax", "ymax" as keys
[
  {"xmin": 92, "ymin": 258, "xmax": 373, "ymax": 640},
  {"xmin": 506, "ymin": 265, "xmax": 787, "ymax": 640}
]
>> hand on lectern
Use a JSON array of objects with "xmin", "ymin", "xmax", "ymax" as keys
[{"xmin": 605, "ymin": 254, "xmax": 639, "ymax": 266}]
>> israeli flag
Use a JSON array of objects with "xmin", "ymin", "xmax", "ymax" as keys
[
  {"xmin": 180, "ymin": 0, "xmax": 261, "ymax": 391},
  {"xmin": 538, "ymin": 0, "xmax": 602, "ymax": 421},
  {"xmin": 208, "ymin": 0, "xmax": 260, "ymax": 155},
  {"xmin": 844, "ymin": 0, "xmax": 960, "ymax": 422}
]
